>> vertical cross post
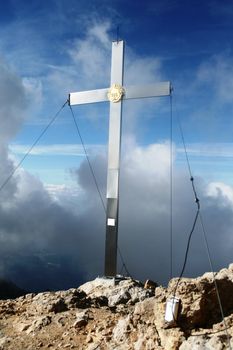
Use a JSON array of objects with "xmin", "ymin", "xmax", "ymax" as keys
[{"xmin": 105, "ymin": 41, "xmax": 124, "ymax": 276}]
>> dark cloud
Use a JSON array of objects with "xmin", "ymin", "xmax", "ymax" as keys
[
  {"xmin": 0, "ymin": 61, "xmax": 100, "ymax": 291},
  {"xmin": 0, "ymin": 176, "xmax": 87, "ymax": 291},
  {"xmin": 0, "ymin": 60, "xmax": 27, "ymax": 143}
]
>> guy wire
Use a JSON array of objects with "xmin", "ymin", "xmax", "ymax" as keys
[
  {"xmin": 173, "ymin": 97, "xmax": 232, "ymax": 349},
  {"xmin": 69, "ymin": 105, "xmax": 107, "ymax": 214},
  {"xmin": 69, "ymin": 105, "xmax": 131, "ymax": 277},
  {"xmin": 199, "ymin": 212, "xmax": 232, "ymax": 349},
  {"xmin": 0, "ymin": 100, "xmax": 68, "ymax": 195}
]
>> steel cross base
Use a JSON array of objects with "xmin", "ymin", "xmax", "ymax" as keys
[{"xmin": 98, "ymin": 274, "xmax": 132, "ymax": 286}]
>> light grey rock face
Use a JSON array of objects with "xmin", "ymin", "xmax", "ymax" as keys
[
  {"xmin": 1, "ymin": 267, "xmax": 233, "ymax": 349},
  {"xmin": 179, "ymin": 334, "xmax": 232, "ymax": 350},
  {"xmin": 112, "ymin": 316, "xmax": 131, "ymax": 343},
  {"xmin": 0, "ymin": 336, "xmax": 11, "ymax": 350},
  {"xmin": 26, "ymin": 316, "xmax": 52, "ymax": 334},
  {"xmin": 73, "ymin": 310, "xmax": 89, "ymax": 328},
  {"xmin": 134, "ymin": 297, "xmax": 155, "ymax": 318},
  {"xmin": 108, "ymin": 290, "xmax": 131, "ymax": 307},
  {"xmin": 29, "ymin": 291, "xmax": 63, "ymax": 315},
  {"xmin": 79, "ymin": 277, "xmax": 154, "ymax": 307},
  {"xmin": 167, "ymin": 266, "xmax": 233, "ymax": 329}
]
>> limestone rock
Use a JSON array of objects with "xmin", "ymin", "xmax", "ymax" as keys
[
  {"xmin": 0, "ymin": 336, "xmax": 11, "ymax": 350},
  {"xmin": 64, "ymin": 289, "xmax": 89, "ymax": 309},
  {"xmin": 0, "ymin": 266, "xmax": 233, "ymax": 349},
  {"xmin": 26, "ymin": 316, "xmax": 52, "ymax": 334},
  {"xmin": 108, "ymin": 290, "xmax": 131, "ymax": 307},
  {"xmin": 48, "ymin": 298, "xmax": 68, "ymax": 313},
  {"xmin": 167, "ymin": 266, "xmax": 233, "ymax": 329},
  {"xmin": 79, "ymin": 276, "xmax": 154, "ymax": 307},
  {"xmin": 144, "ymin": 279, "xmax": 158, "ymax": 290},
  {"xmin": 112, "ymin": 316, "xmax": 131, "ymax": 343},
  {"xmin": 73, "ymin": 310, "xmax": 89, "ymax": 328},
  {"xmin": 179, "ymin": 334, "xmax": 233, "ymax": 350}
]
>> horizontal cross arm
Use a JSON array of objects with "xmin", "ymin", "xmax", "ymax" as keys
[
  {"xmin": 69, "ymin": 88, "xmax": 109, "ymax": 106},
  {"xmin": 124, "ymin": 82, "xmax": 172, "ymax": 100},
  {"xmin": 69, "ymin": 82, "xmax": 172, "ymax": 106}
]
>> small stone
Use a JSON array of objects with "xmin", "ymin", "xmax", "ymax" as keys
[
  {"xmin": 73, "ymin": 318, "xmax": 88, "ymax": 328},
  {"xmin": 91, "ymin": 295, "xmax": 108, "ymax": 307},
  {"xmin": 86, "ymin": 334, "xmax": 93, "ymax": 343},
  {"xmin": 65, "ymin": 290, "xmax": 89, "ymax": 309},
  {"xmin": 108, "ymin": 290, "xmax": 131, "ymax": 307},
  {"xmin": 73, "ymin": 310, "xmax": 89, "ymax": 329},
  {"xmin": 0, "ymin": 336, "xmax": 11, "ymax": 348},
  {"xmin": 16, "ymin": 323, "xmax": 30, "ymax": 332},
  {"xmin": 97, "ymin": 325, "xmax": 104, "ymax": 332},
  {"xmin": 112, "ymin": 317, "xmax": 131, "ymax": 343},
  {"xmin": 144, "ymin": 279, "xmax": 157, "ymax": 290},
  {"xmin": 57, "ymin": 316, "xmax": 66, "ymax": 326},
  {"xmin": 26, "ymin": 316, "xmax": 52, "ymax": 334},
  {"xmin": 49, "ymin": 298, "xmax": 68, "ymax": 313}
]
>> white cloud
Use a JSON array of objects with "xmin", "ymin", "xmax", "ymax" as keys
[
  {"xmin": 68, "ymin": 22, "xmax": 112, "ymax": 90},
  {"xmin": 197, "ymin": 54, "xmax": 233, "ymax": 103},
  {"xmin": 123, "ymin": 140, "xmax": 172, "ymax": 182},
  {"xmin": 206, "ymin": 182, "xmax": 233, "ymax": 207},
  {"xmin": 22, "ymin": 77, "xmax": 43, "ymax": 108}
]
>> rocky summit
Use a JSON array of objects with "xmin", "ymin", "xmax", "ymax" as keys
[{"xmin": 1, "ymin": 265, "xmax": 233, "ymax": 349}]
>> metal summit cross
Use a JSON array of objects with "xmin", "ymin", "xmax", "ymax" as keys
[{"xmin": 69, "ymin": 40, "xmax": 172, "ymax": 277}]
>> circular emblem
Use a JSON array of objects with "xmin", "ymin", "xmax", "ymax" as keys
[{"xmin": 107, "ymin": 84, "xmax": 125, "ymax": 103}]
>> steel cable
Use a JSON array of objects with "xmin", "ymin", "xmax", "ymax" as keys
[
  {"xmin": 173, "ymin": 96, "xmax": 232, "ymax": 349},
  {"xmin": 68, "ymin": 105, "xmax": 132, "ymax": 278},
  {"xmin": 0, "ymin": 100, "xmax": 68, "ymax": 195}
]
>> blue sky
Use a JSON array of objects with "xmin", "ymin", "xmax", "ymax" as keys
[
  {"xmin": 0, "ymin": 0, "xmax": 233, "ymax": 291},
  {"xmin": 3, "ymin": 0, "xmax": 233, "ymax": 185}
]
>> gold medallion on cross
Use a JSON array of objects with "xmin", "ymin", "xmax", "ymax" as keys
[{"xmin": 107, "ymin": 84, "xmax": 125, "ymax": 103}]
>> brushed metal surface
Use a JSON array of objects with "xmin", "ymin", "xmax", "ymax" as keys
[
  {"xmin": 105, "ymin": 223, "xmax": 118, "ymax": 276},
  {"xmin": 107, "ymin": 102, "xmax": 122, "ymax": 169},
  {"xmin": 105, "ymin": 41, "xmax": 124, "ymax": 276},
  {"xmin": 69, "ymin": 88, "xmax": 108, "ymax": 105},
  {"xmin": 105, "ymin": 198, "xmax": 118, "ymax": 276},
  {"xmin": 106, "ymin": 169, "xmax": 119, "ymax": 199},
  {"xmin": 69, "ymin": 81, "xmax": 171, "ymax": 106},
  {"xmin": 125, "ymin": 82, "xmax": 171, "ymax": 99},
  {"xmin": 110, "ymin": 41, "xmax": 124, "ymax": 85}
]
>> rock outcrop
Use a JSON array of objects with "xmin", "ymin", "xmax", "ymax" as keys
[{"xmin": 1, "ymin": 265, "xmax": 233, "ymax": 349}]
